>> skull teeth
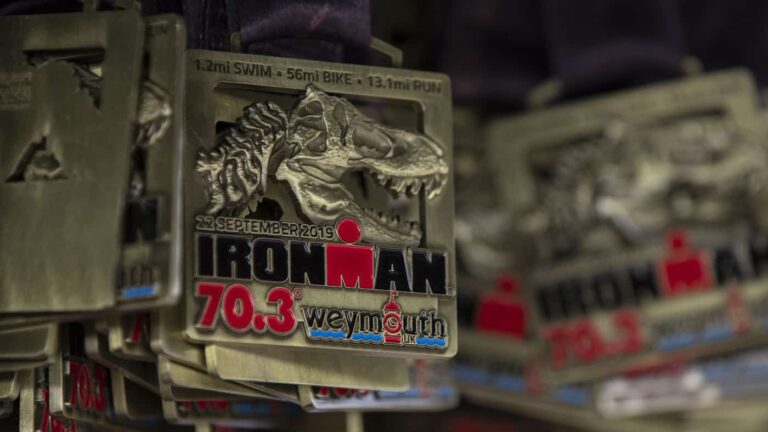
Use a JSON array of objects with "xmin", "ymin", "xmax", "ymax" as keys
[
  {"xmin": 408, "ymin": 181, "xmax": 422, "ymax": 195},
  {"xmin": 369, "ymin": 169, "xmax": 446, "ymax": 200},
  {"xmin": 363, "ymin": 208, "xmax": 420, "ymax": 234}
]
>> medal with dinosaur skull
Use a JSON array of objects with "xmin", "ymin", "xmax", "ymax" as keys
[
  {"xmin": 184, "ymin": 50, "xmax": 456, "ymax": 358},
  {"xmin": 489, "ymin": 70, "xmax": 768, "ymax": 385}
]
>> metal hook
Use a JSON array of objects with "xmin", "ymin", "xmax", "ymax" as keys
[{"xmin": 370, "ymin": 37, "xmax": 403, "ymax": 69}]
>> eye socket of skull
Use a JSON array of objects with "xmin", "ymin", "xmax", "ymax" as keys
[
  {"xmin": 296, "ymin": 100, "xmax": 323, "ymax": 117},
  {"xmin": 294, "ymin": 115, "xmax": 324, "ymax": 130},
  {"xmin": 352, "ymin": 121, "xmax": 393, "ymax": 158},
  {"xmin": 333, "ymin": 102, "xmax": 349, "ymax": 146},
  {"xmin": 292, "ymin": 112, "xmax": 328, "ymax": 153},
  {"xmin": 304, "ymin": 129, "xmax": 327, "ymax": 153}
]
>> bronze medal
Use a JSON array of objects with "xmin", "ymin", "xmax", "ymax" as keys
[
  {"xmin": 115, "ymin": 14, "xmax": 186, "ymax": 311},
  {"xmin": 0, "ymin": 11, "xmax": 144, "ymax": 313},
  {"xmin": 489, "ymin": 70, "xmax": 768, "ymax": 385},
  {"xmin": 183, "ymin": 50, "xmax": 456, "ymax": 358},
  {"xmin": 111, "ymin": 370, "xmax": 163, "ymax": 420}
]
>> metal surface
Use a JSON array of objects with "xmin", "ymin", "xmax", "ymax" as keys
[
  {"xmin": 461, "ymin": 383, "xmax": 680, "ymax": 432},
  {"xmin": 157, "ymin": 355, "xmax": 276, "ymax": 401},
  {"xmin": 595, "ymin": 347, "xmax": 768, "ymax": 418},
  {"xmin": 160, "ymin": 397, "xmax": 295, "ymax": 427},
  {"xmin": 151, "ymin": 291, "xmax": 207, "ymax": 369},
  {"xmin": 489, "ymin": 69, "xmax": 764, "ymax": 261},
  {"xmin": 0, "ymin": 11, "xmax": 144, "ymax": 312},
  {"xmin": 299, "ymin": 360, "xmax": 458, "ymax": 412},
  {"xmin": 0, "ymin": 323, "xmax": 57, "ymax": 360},
  {"xmin": 84, "ymin": 327, "xmax": 160, "ymax": 394},
  {"xmin": 452, "ymin": 327, "xmax": 549, "ymax": 411},
  {"xmin": 32, "ymin": 366, "xmax": 147, "ymax": 431},
  {"xmin": 0, "ymin": 372, "xmax": 20, "ymax": 401},
  {"xmin": 111, "ymin": 369, "xmax": 162, "ymax": 420},
  {"xmin": 195, "ymin": 85, "xmax": 448, "ymax": 246},
  {"xmin": 107, "ymin": 313, "xmax": 156, "ymax": 362},
  {"xmin": 0, "ymin": 360, "xmax": 48, "ymax": 373},
  {"xmin": 488, "ymin": 70, "xmax": 768, "ymax": 385},
  {"xmin": 48, "ymin": 352, "xmax": 116, "ymax": 426},
  {"xmin": 184, "ymin": 49, "xmax": 456, "ymax": 358},
  {"xmin": 17, "ymin": 369, "xmax": 41, "ymax": 432},
  {"xmin": 205, "ymin": 343, "xmax": 411, "ymax": 390},
  {"xmin": 0, "ymin": 400, "xmax": 12, "ymax": 419},
  {"xmin": 116, "ymin": 14, "xmax": 186, "ymax": 311}
]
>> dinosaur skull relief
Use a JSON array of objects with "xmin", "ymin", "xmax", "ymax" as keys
[
  {"xmin": 195, "ymin": 85, "xmax": 449, "ymax": 247},
  {"xmin": 519, "ymin": 117, "xmax": 768, "ymax": 261}
]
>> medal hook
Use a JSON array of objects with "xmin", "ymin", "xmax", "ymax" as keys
[
  {"xmin": 526, "ymin": 55, "xmax": 703, "ymax": 109},
  {"xmin": 345, "ymin": 411, "xmax": 365, "ymax": 432},
  {"xmin": 226, "ymin": 33, "xmax": 402, "ymax": 69},
  {"xmin": 229, "ymin": 32, "xmax": 242, "ymax": 53},
  {"xmin": 370, "ymin": 37, "xmax": 403, "ymax": 68}
]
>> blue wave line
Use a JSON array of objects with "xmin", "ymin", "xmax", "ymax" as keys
[
  {"xmin": 555, "ymin": 386, "xmax": 589, "ymax": 406},
  {"xmin": 415, "ymin": 337, "xmax": 447, "ymax": 347},
  {"xmin": 436, "ymin": 387, "xmax": 456, "ymax": 398},
  {"xmin": 495, "ymin": 374, "xmax": 526, "ymax": 393},
  {"xmin": 657, "ymin": 332, "xmax": 696, "ymax": 351},
  {"xmin": 454, "ymin": 365, "xmax": 491, "ymax": 384},
  {"xmin": 232, "ymin": 402, "xmax": 270, "ymax": 415},
  {"xmin": 121, "ymin": 284, "xmax": 156, "ymax": 299},
  {"xmin": 703, "ymin": 325, "xmax": 733, "ymax": 342},
  {"xmin": 351, "ymin": 332, "xmax": 383, "ymax": 342},
  {"xmin": 378, "ymin": 389, "xmax": 419, "ymax": 399},
  {"xmin": 309, "ymin": 329, "xmax": 346, "ymax": 339}
]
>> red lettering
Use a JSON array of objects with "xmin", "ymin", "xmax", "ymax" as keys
[
  {"xmin": 266, "ymin": 287, "xmax": 297, "ymax": 334},
  {"xmin": 545, "ymin": 311, "xmax": 646, "ymax": 367},
  {"xmin": 129, "ymin": 313, "xmax": 148, "ymax": 344},
  {"xmin": 222, "ymin": 284, "xmax": 254, "ymax": 331},
  {"xmin": 544, "ymin": 326, "xmax": 569, "ymax": 368},
  {"xmin": 195, "ymin": 282, "xmax": 225, "ymax": 329},
  {"xmin": 570, "ymin": 320, "xmax": 604, "ymax": 362},
  {"xmin": 326, "ymin": 243, "xmax": 374, "ymax": 289},
  {"xmin": 613, "ymin": 311, "xmax": 643, "ymax": 354},
  {"xmin": 92, "ymin": 366, "xmax": 107, "ymax": 414}
]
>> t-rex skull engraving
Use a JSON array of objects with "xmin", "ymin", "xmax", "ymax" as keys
[
  {"xmin": 519, "ymin": 118, "xmax": 768, "ymax": 261},
  {"xmin": 195, "ymin": 85, "xmax": 449, "ymax": 246}
]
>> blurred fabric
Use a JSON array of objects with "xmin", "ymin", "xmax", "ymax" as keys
[
  {"xmin": 0, "ymin": 0, "xmax": 371, "ymax": 63},
  {"xmin": 5, "ymin": 0, "xmax": 768, "ymax": 106},
  {"xmin": 435, "ymin": 0, "xmax": 768, "ymax": 108}
]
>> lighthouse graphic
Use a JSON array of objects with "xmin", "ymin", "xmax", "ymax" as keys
[{"xmin": 382, "ymin": 289, "xmax": 403, "ymax": 345}]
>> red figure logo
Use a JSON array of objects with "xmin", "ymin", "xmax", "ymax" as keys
[
  {"xmin": 475, "ymin": 274, "xmax": 527, "ymax": 339},
  {"xmin": 382, "ymin": 289, "xmax": 403, "ymax": 345},
  {"xmin": 326, "ymin": 218, "xmax": 374, "ymax": 289},
  {"xmin": 658, "ymin": 231, "xmax": 712, "ymax": 297}
]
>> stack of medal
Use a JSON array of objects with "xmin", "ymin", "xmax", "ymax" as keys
[
  {"xmin": 450, "ymin": 108, "xmax": 629, "ymax": 430},
  {"xmin": 456, "ymin": 275, "xmax": 682, "ymax": 431},
  {"xmin": 0, "ymin": 3, "xmax": 458, "ymax": 430},
  {"xmin": 182, "ymin": 41, "xmax": 457, "ymax": 415},
  {"xmin": 460, "ymin": 68, "xmax": 768, "ymax": 429}
]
